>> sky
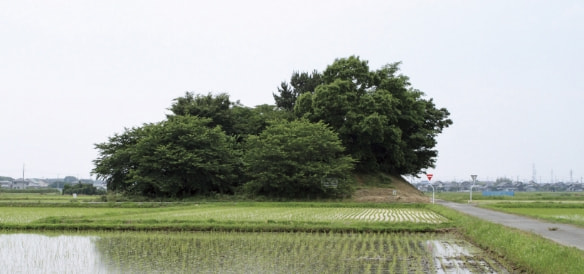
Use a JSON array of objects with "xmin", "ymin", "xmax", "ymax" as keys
[{"xmin": 1, "ymin": 0, "xmax": 583, "ymax": 183}]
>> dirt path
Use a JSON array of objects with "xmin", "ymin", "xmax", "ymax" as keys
[{"xmin": 438, "ymin": 200, "xmax": 584, "ymax": 251}]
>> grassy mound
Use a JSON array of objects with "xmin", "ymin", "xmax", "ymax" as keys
[{"xmin": 351, "ymin": 173, "xmax": 429, "ymax": 203}]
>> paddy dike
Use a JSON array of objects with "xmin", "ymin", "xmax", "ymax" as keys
[{"xmin": 438, "ymin": 200, "xmax": 584, "ymax": 251}]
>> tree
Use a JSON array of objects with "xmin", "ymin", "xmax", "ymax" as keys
[
  {"xmin": 168, "ymin": 92, "xmax": 236, "ymax": 135},
  {"xmin": 229, "ymin": 103, "xmax": 294, "ymax": 142},
  {"xmin": 93, "ymin": 116, "xmax": 240, "ymax": 198},
  {"xmin": 62, "ymin": 183, "xmax": 105, "ymax": 195},
  {"xmin": 243, "ymin": 119, "xmax": 354, "ymax": 198},
  {"xmin": 63, "ymin": 176, "xmax": 78, "ymax": 183},
  {"xmin": 48, "ymin": 181, "xmax": 69, "ymax": 188},
  {"xmin": 294, "ymin": 56, "xmax": 452, "ymax": 175},
  {"xmin": 92, "ymin": 125, "xmax": 148, "ymax": 193},
  {"xmin": 273, "ymin": 70, "xmax": 323, "ymax": 111},
  {"xmin": 168, "ymin": 92, "xmax": 293, "ymax": 141}
]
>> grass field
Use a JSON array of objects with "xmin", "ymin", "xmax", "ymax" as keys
[
  {"xmin": 0, "ymin": 192, "xmax": 98, "ymax": 203},
  {"xmin": 433, "ymin": 191, "xmax": 584, "ymax": 227},
  {"xmin": 482, "ymin": 202, "xmax": 584, "ymax": 227},
  {"xmin": 0, "ymin": 201, "xmax": 449, "ymax": 232},
  {"xmin": 434, "ymin": 191, "xmax": 584, "ymax": 203},
  {"xmin": 2, "ymin": 192, "xmax": 584, "ymax": 273}
]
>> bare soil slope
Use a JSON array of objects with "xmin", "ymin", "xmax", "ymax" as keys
[{"xmin": 352, "ymin": 174, "xmax": 429, "ymax": 203}]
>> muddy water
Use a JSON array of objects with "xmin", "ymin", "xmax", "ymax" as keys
[{"xmin": 427, "ymin": 239, "xmax": 509, "ymax": 274}]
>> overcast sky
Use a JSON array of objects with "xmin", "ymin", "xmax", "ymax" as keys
[{"xmin": 1, "ymin": 0, "xmax": 582, "ymax": 183}]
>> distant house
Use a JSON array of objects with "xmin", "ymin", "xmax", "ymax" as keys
[
  {"xmin": 0, "ymin": 180, "xmax": 12, "ymax": 188},
  {"xmin": 567, "ymin": 184, "xmax": 584, "ymax": 192},
  {"xmin": 12, "ymin": 179, "xmax": 29, "ymax": 189},
  {"xmin": 27, "ymin": 179, "xmax": 49, "ymax": 189}
]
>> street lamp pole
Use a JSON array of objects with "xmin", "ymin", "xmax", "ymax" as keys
[{"xmin": 470, "ymin": 174, "xmax": 477, "ymax": 203}]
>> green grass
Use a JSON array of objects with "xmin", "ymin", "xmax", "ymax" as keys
[
  {"xmin": 3, "ymin": 192, "xmax": 584, "ymax": 273},
  {"xmin": 481, "ymin": 202, "xmax": 584, "ymax": 227},
  {"xmin": 0, "ymin": 207, "xmax": 148, "ymax": 224},
  {"xmin": 431, "ymin": 204, "xmax": 584, "ymax": 274},
  {"xmin": 0, "ymin": 202, "xmax": 450, "ymax": 233},
  {"xmin": 0, "ymin": 192, "xmax": 99, "ymax": 203},
  {"xmin": 435, "ymin": 191, "xmax": 584, "ymax": 203}
]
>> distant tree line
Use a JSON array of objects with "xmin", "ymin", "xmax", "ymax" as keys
[
  {"xmin": 62, "ymin": 183, "xmax": 105, "ymax": 195},
  {"xmin": 93, "ymin": 56, "xmax": 452, "ymax": 199},
  {"xmin": 0, "ymin": 176, "xmax": 14, "ymax": 181}
]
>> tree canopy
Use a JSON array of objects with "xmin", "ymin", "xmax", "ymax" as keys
[
  {"xmin": 273, "ymin": 70, "xmax": 323, "ymax": 112},
  {"xmin": 291, "ymin": 56, "xmax": 452, "ymax": 174},
  {"xmin": 243, "ymin": 119, "xmax": 354, "ymax": 198},
  {"xmin": 62, "ymin": 183, "xmax": 105, "ymax": 195},
  {"xmin": 93, "ymin": 116, "xmax": 240, "ymax": 198},
  {"xmin": 93, "ymin": 56, "xmax": 451, "ymax": 199}
]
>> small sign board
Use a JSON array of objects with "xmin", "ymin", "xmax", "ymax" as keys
[
  {"xmin": 426, "ymin": 174, "xmax": 433, "ymax": 181},
  {"xmin": 321, "ymin": 178, "xmax": 338, "ymax": 189}
]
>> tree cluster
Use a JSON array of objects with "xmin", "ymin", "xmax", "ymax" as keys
[
  {"xmin": 93, "ymin": 56, "xmax": 451, "ymax": 199},
  {"xmin": 62, "ymin": 183, "xmax": 105, "ymax": 195}
]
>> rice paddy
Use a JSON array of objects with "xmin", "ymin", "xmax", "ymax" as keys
[
  {"xmin": 87, "ymin": 206, "xmax": 448, "ymax": 224},
  {"xmin": 0, "ymin": 202, "xmax": 449, "ymax": 232},
  {"xmin": 4, "ymin": 193, "xmax": 582, "ymax": 273},
  {"xmin": 0, "ymin": 231, "xmax": 508, "ymax": 273}
]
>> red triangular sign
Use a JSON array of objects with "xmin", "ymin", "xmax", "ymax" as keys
[{"xmin": 426, "ymin": 174, "xmax": 433, "ymax": 181}]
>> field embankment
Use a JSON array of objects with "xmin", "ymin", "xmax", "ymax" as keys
[{"xmin": 351, "ymin": 173, "xmax": 429, "ymax": 203}]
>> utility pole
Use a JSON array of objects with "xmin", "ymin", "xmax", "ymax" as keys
[
  {"xmin": 470, "ymin": 175, "xmax": 477, "ymax": 203},
  {"xmin": 551, "ymin": 169, "xmax": 554, "ymax": 184},
  {"xmin": 532, "ymin": 163, "xmax": 536, "ymax": 183},
  {"xmin": 426, "ymin": 174, "xmax": 434, "ymax": 204}
]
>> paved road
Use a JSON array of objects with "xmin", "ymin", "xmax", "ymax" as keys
[{"xmin": 438, "ymin": 200, "xmax": 584, "ymax": 251}]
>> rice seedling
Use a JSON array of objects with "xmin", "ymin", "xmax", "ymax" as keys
[{"xmin": 0, "ymin": 203, "xmax": 450, "ymax": 232}]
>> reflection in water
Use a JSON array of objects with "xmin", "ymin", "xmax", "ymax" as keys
[
  {"xmin": 0, "ymin": 234, "xmax": 108, "ymax": 273},
  {"xmin": 426, "ymin": 240, "xmax": 509, "ymax": 274},
  {"xmin": 0, "ymin": 232, "xmax": 509, "ymax": 273}
]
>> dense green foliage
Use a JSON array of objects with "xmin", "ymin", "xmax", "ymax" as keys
[
  {"xmin": 93, "ymin": 116, "xmax": 240, "ymax": 198},
  {"xmin": 291, "ymin": 56, "xmax": 452, "ymax": 174},
  {"xmin": 243, "ymin": 120, "xmax": 354, "ymax": 198},
  {"xmin": 93, "ymin": 56, "xmax": 451, "ymax": 199},
  {"xmin": 0, "ymin": 176, "xmax": 14, "ymax": 181},
  {"xmin": 273, "ymin": 70, "xmax": 323, "ymax": 111}
]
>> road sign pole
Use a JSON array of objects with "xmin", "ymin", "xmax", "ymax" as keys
[{"xmin": 427, "ymin": 174, "xmax": 434, "ymax": 204}]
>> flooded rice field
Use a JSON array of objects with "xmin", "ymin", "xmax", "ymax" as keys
[{"xmin": 0, "ymin": 232, "xmax": 508, "ymax": 273}]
